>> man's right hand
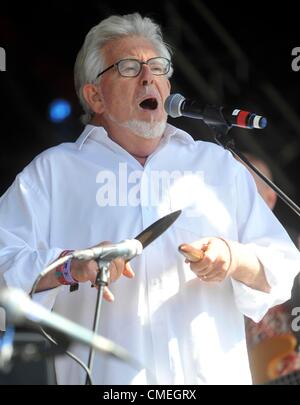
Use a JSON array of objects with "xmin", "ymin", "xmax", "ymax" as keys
[
  {"xmin": 37, "ymin": 242, "xmax": 135, "ymax": 301},
  {"xmin": 70, "ymin": 254, "xmax": 135, "ymax": 302}
]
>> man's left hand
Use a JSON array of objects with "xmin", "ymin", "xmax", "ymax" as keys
[{"xmin": 179, "ymin": 237, "xmax": 233, "ymax": 282}]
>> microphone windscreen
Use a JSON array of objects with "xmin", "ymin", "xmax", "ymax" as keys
[{"xmin": 164, "ymin": 93, "xmax": 185, "ymax": 118}]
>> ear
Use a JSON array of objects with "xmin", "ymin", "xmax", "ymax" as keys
[{"xmin": 82, "ymin": 83, "xmax": 105, "ymax": 115}]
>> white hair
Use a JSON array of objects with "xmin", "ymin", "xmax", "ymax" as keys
[{"xmin": 74, "ymin": 13, "xmax": 173, "ymax": 125}]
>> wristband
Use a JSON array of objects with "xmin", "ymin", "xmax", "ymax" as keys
[{"xmin": 55, "ymin": 250, "xmax": 78, "ymax": 286}]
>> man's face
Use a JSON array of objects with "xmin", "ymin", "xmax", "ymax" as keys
[{"xmin": 97, "ymin": 36, "xmax": 171, "ymax": 130}]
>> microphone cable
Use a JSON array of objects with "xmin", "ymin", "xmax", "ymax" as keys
[
  {"xmin": 29, "ymin": 256, "xmax": 94, "ymax": 385},
  {"xmin": 38, "ymin": 326, "xmax": 94, "ymax": 385},
  {"xmin": 28, "ymin": 255, "xmax": 155, "ymax": 385}
]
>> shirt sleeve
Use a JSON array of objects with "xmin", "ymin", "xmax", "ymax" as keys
[
  {"xmin": 231, "ymin": 163, "xmax": 300, "ymax": 322},
  {"xmin": 0, "ymin": 167, "xmax": 63, "ymax": 311}
]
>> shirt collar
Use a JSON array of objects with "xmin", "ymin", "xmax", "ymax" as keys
[
  {"xmin": 163, "ymin": 123, "xmax": 195, "ymax": 144},
  {"xmin": 75, "ymin": 123, "xmax": 195, "ymax": 150},
  {"xmin": 75, "ymin": 125, "xmax": 104, "ymax": 149}
]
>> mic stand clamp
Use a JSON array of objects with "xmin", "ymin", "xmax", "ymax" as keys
[
  {"xmin": 85, "ymin": 259, "xmax": 110, "ymax": 385},
  {"xmin": 205, "ymin": 120, "xmax": 300, "ymax": 218}
]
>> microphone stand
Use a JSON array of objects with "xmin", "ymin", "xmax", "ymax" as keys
[
  {"xmin": 202, "ymin": 105, "xmax": 300, "ymax": 218},
  {"xmin": 85, "ymin": 258, "xmax": 110, "ymax": 385}
]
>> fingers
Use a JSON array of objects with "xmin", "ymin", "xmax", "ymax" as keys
[
  {"xmin": 181, "ymin": 238, "xmax": 231, "ymax": 283},
  {"xmin": 202, "ymin": 271, "xmax": 225, "ymax": 282},
  {"xmin": 189, "ymin": 250, "xmax": 216, "ymax": 273},
  {"xmin": 92, "ymin": 241, "xmax": 135, "ymax": 282},
  {"xmin": 71, "ymin": 240, "xmax": 136, "ymax": 302},
  {"xmin": 99, "ymin": 263, "xmax": 134, "ymax": 303},
  {"xmin": 103, "ymin": 286, "xmax": 115, "ymax": 302},
  {"xmin": 71, "ymin": 258, "xmax": 99, "ymax": 283},
  {"xmin": 195, "ymin": 261, "xmax": 227, "ymax": 281},
  {"xmin": 108, "ymin": 257, "xmax": 123, "ymax": 282},
  {"xmin": 108, "ymin": 258, "xmax": 135, "ymax": 282},
  {"xmin": 123, "ymin": 262, "xmax": 135, "ymax": 278}
]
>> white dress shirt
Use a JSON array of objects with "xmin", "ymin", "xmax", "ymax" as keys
[{"xmin": 0, "ymin": 124, "xmax": 299, "ymax": 385}]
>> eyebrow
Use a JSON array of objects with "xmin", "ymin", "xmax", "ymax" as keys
[{"xmin": 114, "ymin": 56, "xmax": 160, "ymax": 61}]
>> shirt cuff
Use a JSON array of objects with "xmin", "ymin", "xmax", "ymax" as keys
[{"xmin": 231, "ymin": 242, "xmax": 300, "ymax": 322}]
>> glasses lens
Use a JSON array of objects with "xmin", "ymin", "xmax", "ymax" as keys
[
  {"xmin": 148, "ymin": 57, "xmax": 170, "ymax": 75},
  {"xmin": 118, "ymin": 59, "xmax": 140, "ymax": 77}
]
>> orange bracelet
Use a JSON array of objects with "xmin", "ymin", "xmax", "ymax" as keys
[{"xmin": 216, "ymin": 237, "xmax": 233, "ymax": 273}]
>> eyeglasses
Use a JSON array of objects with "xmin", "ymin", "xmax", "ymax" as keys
[{"xmin": 96, "ymin": 57, "xmax": 171, "ymax": 79}]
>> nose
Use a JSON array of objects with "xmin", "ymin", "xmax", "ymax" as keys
[{"xmin": 139, "ymin": 63, "xmax": 154, "ymax": 86}]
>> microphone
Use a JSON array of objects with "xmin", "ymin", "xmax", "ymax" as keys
[
  {"xmin": 164, "ymin": 93, "xmax": 267, "ymax": 129},
  {"xmin": 0, "ymin": 288, "xmax": 135, "ymax": 364},
  {"xmin": 72, "ymin": 239, "xmax": 143, "ymax": 261}
]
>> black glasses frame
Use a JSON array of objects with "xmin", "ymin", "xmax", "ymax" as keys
[{"xmin": 96, "ymin": 57, "xmax": 171, "ymax": 79}]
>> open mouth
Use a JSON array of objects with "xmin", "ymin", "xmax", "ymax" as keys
[{"xmin": 139, "ymin": 98, "xmax": 158, "ymax": 110}]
